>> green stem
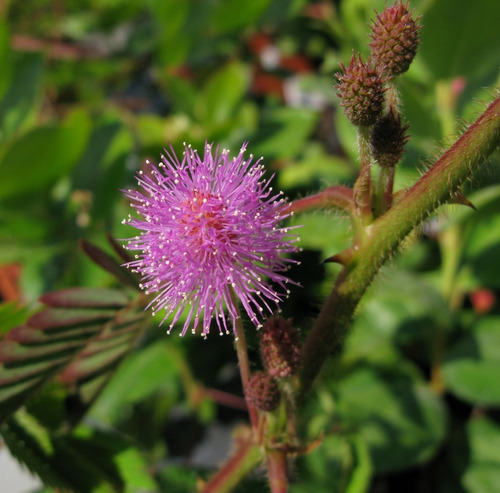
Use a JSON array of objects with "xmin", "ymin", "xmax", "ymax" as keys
[
  {"xmin": 299, "ymin": 93, "xmax": 500, "ymax": 398},
  {"xmin": 385, "ymin": 78, "xmax": 400, "ymax": 115},
  {"xmin": 373, "ymin": 165, "xmax": 395, "ymax": 216},
  {"xmin": 353, "ymin": 126, "xmax": 373, "ymax": 224}
]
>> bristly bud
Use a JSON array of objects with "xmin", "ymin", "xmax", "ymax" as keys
[
  {"xmin": 247, "ymin": 372, "xmax": 280, "ymax": 412},
  {"xmin": 371, "ymin": 111, "xmax": 410, "ymax": 167},
  {"xmin": 336, "ymin": 53, "xmax": 385, "ymax": 127},
  {"xmin": 369, "ymin": 1, "xmax": 422, "ymax": 78},
  {"xmin": 260, "ymin": 316, "xmax": 301, "ymax": 379}
]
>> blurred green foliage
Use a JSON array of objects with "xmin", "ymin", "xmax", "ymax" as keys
[{"xmin": 0, "ymin": 0, "xmax": 500, "ymax": 492}]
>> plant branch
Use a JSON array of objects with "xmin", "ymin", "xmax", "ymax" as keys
[
  {"xmin": 286, "ymin": 186, "xmax": 354, "ymax": 215},
  {"xmin": 267, "ymin": 449, "xmax": 288, "ymax": 493},
  {"xmin": 231, "ymin": 290, "xmax": 260, "ymax": 431},
  {"xmin": 299, "ymin": 92, "xmax": 500, "ymax": 398},
  {"xmin": 353, "ymin": 126, "xmax": 373, "ymax": 223}
]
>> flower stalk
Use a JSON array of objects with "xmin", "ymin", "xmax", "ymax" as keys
[
  {"xmin": 285, "ymin": 186, "xmax": 354, "ymax": 215},
  {"xmin": 232, "ymin": 290, "xmax": 260, "ymax": 432},
  {"xmin": 266, "ymin": 449, "xmax": 288, "ymax": 493}
]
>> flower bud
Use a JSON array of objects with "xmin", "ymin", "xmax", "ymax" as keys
[
  {"xmin": 336, "ymin": 54, "xmax": 385, "ymax": 127},
  {"xmin": 369, "ymin": 1, "xmax": 421, "ymax": 78},
  {"xmin": 247, "ymin": 372, "xmax": 280, "ymax": 412},
  {"xmin": 371, "ymin": 111, "xmax": 409, "ymax": 167},
  {"xmin": 260, "ymin": 316, "xmax": 301, "ymax": 379}
]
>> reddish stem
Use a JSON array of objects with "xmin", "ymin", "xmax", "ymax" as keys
[
  {"xmin": 205, "ymin": 388, "xmax": 248, "ymax": 411},
  {"xmin": 267, "ymin": 450, "xmax": 288, "ymax": 493},
  {"xmin": 285, "ymin": 186, "xmax": 354, "ymax": 215}
]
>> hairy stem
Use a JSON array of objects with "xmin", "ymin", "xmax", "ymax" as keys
[
  {"xmin": 267, "ymin": 449, "xmax": 288, "ymax": 493},
  {"xmin": 353, "ymin": 126, "xmax": 373, "ymax": 223},
  {"xmin": 373, "ymin": 165, "xmax": 395, "ymax": 216},
  {"xmin": 231, "ymin": 290, "xmax": 259, "ymax": 431},
  {"xmin": 286, "ymin": 186, "xmax": 354, "ymax": 215},
  {"xmin": 299, "ymin": 92, "xmax": 500, "ymax": 397}
]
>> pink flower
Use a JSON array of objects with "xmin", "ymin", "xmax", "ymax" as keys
[{"xmin": 122, "ymin": 143, "xmax": 299, "ymax": 337}]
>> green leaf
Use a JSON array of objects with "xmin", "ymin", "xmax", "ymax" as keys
[
  {"xmin": 210, "ymin": 0, "xmax": 271, "ymax": 33},
  {"xmin": 0, "ymin": 52, "xmax": 43, "ymax": 143},
  {"xmin": 345, "ymin": 269, "xmax": 453, "ymax": 364},
  {"xmin": 150, "ymin": 0, "xmax": 191, "ymax": 67},
  {"xmin": 333, "ymin": 106, "xmax": 359, "ymax": 165},
  {"xmin": 420, "ymin": 0, "xmax": 500, "ymax": 82},
  {"xmin": 295, "ymin": 433, "xmax": 372, "ymax": 493},
  {"xmin": 72, "ymin": 120, "xmax": 123, "ymax": 191},
  {"xmin": 114, "ymin": 444, "xmax": 158, "ymax": 492},
  {"xmin": 345, "ymin": 436, "xmax": 372, "ymax": 493},
  {"xmin": 288, "ymin": 211, "xmax": 352, "ymax": 259},
  {"xmin": 0, "ymin": 21, "xmax": 12, "ymax": 101},
  {"xmin": 0, "ymin": 302, "xmax": 30, "ymax": 335},
  {"xmin": 0, "ymin": 209, "xmax": 48, "ymax": 244},
  {"xmin": 252, "ymin": 107, "xmax": 319, "ymax": 160},
  {"xmin": 90, "ymin": 340, "xmax": 181, "ymax": 424},
  {"xmin": 461, "ymin": 417, "xmax": 500, "ymax": 493},
  {"xmin": 334, "ymin": 365, "xmax": 447, "ymax": 473},
  {"xmin": 461, "ymin": 196, "xmax": 500, "ymax": 289},
  {"xmin": 339, "ymin": 0, "xmax": 388, "ymax": 54},
  {"xmin": 442, "ymin": 316, "xmax": 500, "ymax": 406},
  {"xmin": 198, "ymin": 62, "xmax": 250, "ymax": 126},
  {"xmin": 157, "ymin": 464, "xmax": 198, "ymax": 493},
  {"xmin": 277, "ymin": 143, "xmax": 354, "ymax": 190},
  {"xmin": 0, "ymin": 411, "xmax": 157, "ymax": 492},
  {"xmin": 0, "ymin": 109, "xmax": 91, "ymax": 199},
  {"xmin": 163, "ymin": 76, "xmax": 198, "ymax": 117}
]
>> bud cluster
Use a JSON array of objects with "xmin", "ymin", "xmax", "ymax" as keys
[
  {"xmin": 335, "ymin": 2, "xmax": 420, "ymax": 172},
  {"xmin": 247, "ymin": 316, "xmax": 301, "ymax": 413}
]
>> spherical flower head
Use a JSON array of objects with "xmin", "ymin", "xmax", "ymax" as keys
[
  {"xmin": 369, "ymin": 1, "xmax": 422, "ymax": 78},
  {"xmin": 336, "ymin": 53, "xmax": 385, "ymax": 127},
  {"xmin": 260, "ymin": 316, "xmax": 301, "ymax": 379},
  {"xmin": 122, "ymin": 143, "xmax": 300, "ymax": 338},
  {"xmin": 247, "ymin": 371, "xmax": 280, "ymax": 412}
]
